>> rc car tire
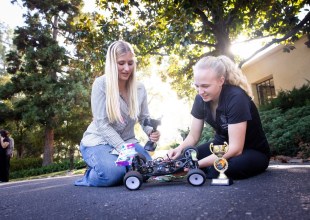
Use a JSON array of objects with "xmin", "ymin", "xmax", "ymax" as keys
[
  {"xmin": 187, "ymin": 169, "xmax": 206, "ymax": 186},
  {"xmin": 124, "ymin": 171, "xmax": 143, "ymax": 190},
  {"xmin": 182, "ymin": 146, "xmax": 199, "ymax": 160}
]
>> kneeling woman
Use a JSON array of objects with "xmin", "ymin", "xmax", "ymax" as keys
[
  {"xmin": 75, "ymin": 41, "xmax": 160, "ymax": 187},
  {"xmin": 168, "ymin": 55, "xmax": 270, "ymax": 179}
]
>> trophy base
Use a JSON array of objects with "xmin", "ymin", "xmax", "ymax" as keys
[{"xmin": 211, "ymin": 178, "xmax": 233, "ymax": 186}]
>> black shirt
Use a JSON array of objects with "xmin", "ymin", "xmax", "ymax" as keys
[{"xmin": 191, "ymin": 85, "xmax": 270, "ymax": 156}]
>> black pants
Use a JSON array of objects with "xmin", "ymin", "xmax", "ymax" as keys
[
  {"xmin": 197, "ymin": 141, "xmax": 270, "ymax": 180},
  {"xmin": 0, "ymin": 154, "xmax": 9, "ymax": 182}
]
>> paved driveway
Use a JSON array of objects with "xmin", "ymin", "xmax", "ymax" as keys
[{"xmin": 0, "ymin": 164, "xmax": 309, "ymax": 220}]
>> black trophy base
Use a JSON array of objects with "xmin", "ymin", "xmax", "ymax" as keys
[{"xmin": 211, "ymin": 178, "xmax": 233, "ymax": 186}]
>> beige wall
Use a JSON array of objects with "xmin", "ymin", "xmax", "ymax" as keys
[{"xmin": 241, "ymin": 36, "xmax": 310, "ymax": 105}]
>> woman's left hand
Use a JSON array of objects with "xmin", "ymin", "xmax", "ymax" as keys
[{"xmin": 149, "ymin": 130, "xmax": 160, "ymax": 142}]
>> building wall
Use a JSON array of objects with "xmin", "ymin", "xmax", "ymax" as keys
[{"xmin": 241, "ymin": 36, "xmax": 310, "ymax": 105}]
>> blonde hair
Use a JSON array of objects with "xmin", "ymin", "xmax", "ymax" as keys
[
  {"xmin": 193, "ymin": 55, "xmax": 253, "ymax": 99},
  {"xmin": 105, "ymin": 40, "xmax": 139, "ymax": 123}
]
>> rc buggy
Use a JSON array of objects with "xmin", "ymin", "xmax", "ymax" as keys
[{"xmin": 123, "ymin": 147, "xmax": 206, "ymax": 190}]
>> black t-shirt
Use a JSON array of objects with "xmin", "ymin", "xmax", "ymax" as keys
[{"xmin": 191, "ymin": 85, "xmax": 270, "ymax": 156}]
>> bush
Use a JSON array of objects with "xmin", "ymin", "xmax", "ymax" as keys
[
  {"xmin": 260, "ymin": 82, "xmax": 310, "ymax": 111},
  {"xmin": 198, "ymin": 125, "xmax": 215, "ymax": 145},
  {"xmin": 10, "ymin": 157, "xmax": 43, "ymax": 172},
  {"xmin": 177, "ymin": 125, "xmax": 214, "ymax": 147},
  {"xmin": 260, "ymin": 106, "xmax": 310, "ymax": 158},
  {"xmin": 10, "ymin": 159, "xmax": 86, "ymax": 180}
]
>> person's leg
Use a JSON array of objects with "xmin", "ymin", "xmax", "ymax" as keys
[
  {"xmin": 75, "ymin": 144, "xmax": 126, "ymax": 187},
  {"xmin": 4, "ymin": 156, "xmax": 10, "ymax": 182},
  {"xmin": 0, "ymin": 155, "xmax": 9, "ymax": 182},
  {"xmin": 225, "ymin": 149, "xmax": 270, "ymax": 179},
  {"xmin": 0, "ymin": 153, "xmax": 5, "ymax": 181},
  {"xmin": 195, "ymin": 141, "xmax": 221, "ymax": 179},
  {"xmin": 196, "ymin": 141, "xmax": 213, "ymax": 160},
  {"xmin": 134, "ymin": 143, "xmax": 152, "ymax": 161},
  {"xmin": 196, "ymin": 142, "xmax": 270, "ymax": 179}
]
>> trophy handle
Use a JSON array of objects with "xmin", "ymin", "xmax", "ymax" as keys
[
  {"xmin": 209, "ymin": 143, "xmax": 214, "ymax": 154},
  {"xmin": 223, "ymin": 142, "xmax": 229, "ymax": 153}
]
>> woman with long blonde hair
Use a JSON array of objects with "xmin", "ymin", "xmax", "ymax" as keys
[
  {"xmin": 75, "ymin": 41, "xmax": 160, "ymax": 187},
  {"xmin": 168, "ymin": 55, "xmax": 270, "ymax": 180}
]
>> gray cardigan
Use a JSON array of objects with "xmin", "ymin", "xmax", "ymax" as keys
[{"xmin": 81, "ymin": 75, "xmax": 153, "ymax": 152}]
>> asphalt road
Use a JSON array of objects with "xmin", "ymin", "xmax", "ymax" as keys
[{"xmin": 0, "ymin": 164, "xmax": 309, "ymax": 220}]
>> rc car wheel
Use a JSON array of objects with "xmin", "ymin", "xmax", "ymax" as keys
[
  {"xmin": 187, "ymin": 169, "xmax": 206, "ymax": 186},
  {"xmin": 182, "ymin": 146, "xmax": 198, "ymax": 160},
  {"xmin": 124, "ymin": 171, "xmax": 143, "ymax": 190}
]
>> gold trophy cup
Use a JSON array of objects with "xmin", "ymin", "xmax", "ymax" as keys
[{"xmin": 209, "ymin": 142, "xmax": 233, "ymax": 186}]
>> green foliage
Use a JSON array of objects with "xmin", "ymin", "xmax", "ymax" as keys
[
  {"xmin": 0, "ymin": 0, "xmax": 91, "ymax": 164},
  {"xmin": 10, "ymin": 159, "xmax": 86, "ymax": 180},
  {"xmin": 10, "ymin": 157, "xmax": 43, "ymax": 172},
  {"xmin": 165, "ymin": 142, "xmax": 180, "ymax": 150},
  {"xmin": 91, "ymin": 0, "xmax": 310, "ymax": 99},
  {"xmin": 260, "ymin": 106, "xmax": 310, "ymax": 158},
  {"xmin": 259, "ymin": 82, "xmax": 310, "ymax": 111},
  {"xmin": 198, "ymin": 125, "xmax": 215, "ymax": 145},
  {"xmin": 174, "ymin": 124, "xmax": 214, "ymax": 148}
]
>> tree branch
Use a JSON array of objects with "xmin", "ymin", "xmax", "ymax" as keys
[
  {"xmin": 193, "ymin": 40, "xmax": 216, "ymax": 47},
  {"xmin": 193, "ymin": 8, "xmax": 214, "ymax": 30},
  {"xmin": 239, "ymin": 11, "xmax": 310, "ymax": 67}
]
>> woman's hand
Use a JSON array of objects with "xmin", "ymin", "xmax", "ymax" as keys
[
  {"xmin": 149, "ymin": 130, "xmax": 160, "ymax": 142},
  {"xmin": 166, "ymin": 147, "xmax": 182, "ymax": 160}
]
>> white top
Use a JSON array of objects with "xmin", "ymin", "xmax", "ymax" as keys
[{"xmin": 81, "ymin": 75, "xmax": 153, "ymax": 152}]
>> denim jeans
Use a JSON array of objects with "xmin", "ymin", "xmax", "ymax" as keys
[{"xmin": 74, "ymin": 143, "xmax": 151, "ymax": 187}]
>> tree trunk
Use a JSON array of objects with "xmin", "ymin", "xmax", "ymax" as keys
[
  {"xmin": 69, "ymin": 145, "xmax": 74, "ymax": 171},
  {"xmin": 42, "ymin": 127, "xmax": 54, "ymax": 166},
  {"xmin": 17, "ymin": 144, "xmax": 25, "ymax": 158},
  {"xmin": 41, "ymin": 15, "xmax": 59, "ymax": 166}
]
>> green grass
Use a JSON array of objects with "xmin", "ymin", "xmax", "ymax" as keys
[{"xmin": 10, "ymin": 168, "xmax": 86, "ymax": 182}]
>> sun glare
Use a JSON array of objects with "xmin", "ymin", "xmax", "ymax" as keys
[{"xmin": 230, "ymin": 36, "xmax": 266, "ymax": 59}]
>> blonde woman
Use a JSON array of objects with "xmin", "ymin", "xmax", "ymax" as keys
[
  {"xmin": 75, "ymin": 41, "xmax": 160, "ymax": 187},
  {"xmin": 168, "ymin": 55, "xmax": 270, "ymax": 179}
]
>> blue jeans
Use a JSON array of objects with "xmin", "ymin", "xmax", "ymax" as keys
[{"xmin": 74, "ymin": 143, "xmax": 151, "ymax": 187}]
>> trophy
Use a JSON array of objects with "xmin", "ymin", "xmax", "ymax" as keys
[{"xmin": 209, "ymin": 142, "xmax": 233, "ymax": 186}]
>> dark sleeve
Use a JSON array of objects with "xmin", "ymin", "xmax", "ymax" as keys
[
  {"xmin": 2, "ymin": 137, "xmax": 10, "ymax": 148},
  {"xmin": 191, "ymin": 95, "xmax": 205, "ymax": 119},
  {"xmin": 226, "ymin": 91, "xmax": 252, "ymax": 124}
]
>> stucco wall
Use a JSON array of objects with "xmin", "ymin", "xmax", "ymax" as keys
[{"xmin": 241, "ymin": 36, "xmax": 310, "ymax": 105}]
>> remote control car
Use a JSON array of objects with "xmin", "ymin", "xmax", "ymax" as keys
[{"xmin": 123, "ymin": 147, "xmax": 206, "ymax": 190}]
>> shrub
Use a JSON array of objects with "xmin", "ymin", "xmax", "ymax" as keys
[
  {"xmin": 260, "ymin": 106, "xmax": 310, "ymax": 158},
  {"xmin": 198, "ymin": 125, "xmax": 215, "ymax": 145},
  {"xmin": 10, "ymin": 159, "xmax": 86, "ymax": 180},
  {"xmin": 260, "ymin": 82, "xmax": 310, "ymax": 111},
  {"xmin": 10, "ymin": 157, "xmax": 43, "ymax": 172},
  {"xmin": 175, "ymin": 125, "xmax": 214, "ymax": 148}
]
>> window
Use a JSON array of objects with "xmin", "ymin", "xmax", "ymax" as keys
[{"xmin": 256, "ymin": 78, "xmax": 276, "ymax": 105}]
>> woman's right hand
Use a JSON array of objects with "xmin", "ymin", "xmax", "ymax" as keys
[{"xmin": 167, "ymin": 147, "xmax": 183, "ymax": 160}]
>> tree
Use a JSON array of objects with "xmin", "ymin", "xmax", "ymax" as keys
[
  {"xmin": 90, "ymin": 0, "xmax": 310, "ymax": 98},
  {"xmin": 0, "ymin": 0, "xmax": 90, "ymax": 165},
  {"xmin": 0, "ymin": 22, "xmax": 14, "ymax": 75}
]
